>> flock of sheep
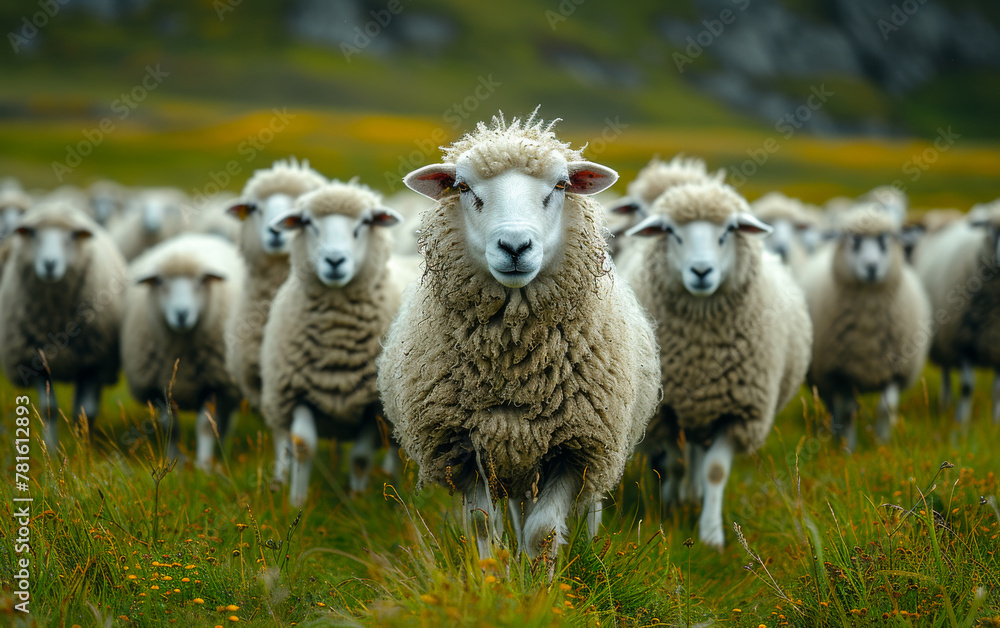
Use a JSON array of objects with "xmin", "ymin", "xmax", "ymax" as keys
[{"xmin": 1, "ymin": 110, "xmax": 998, "ymax": 561}]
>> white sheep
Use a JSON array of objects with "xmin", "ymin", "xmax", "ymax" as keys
[
  {"xmin": 224, "ymin": 158, "xmax": 327, "ymax": 413},
  {"xmin": 260, "ymin": 180, "xmax": 405, "ymax": 507},
  {"xmin": 379, "ymin": 111, "xmax": 661, "ymax": 560},
  {"xmin": 0, "ymin": 201, "xmax": 128, "ymax": 454},
  {"xmin": 751, "ymin": 191, "xmax": 810, "ymax": 270},
  {"xmin": 109, "ymin": 187, "xmax": 189, "ymax": 260},
  {"xmin": 121, "ymin": 233, "xmax": 245, "ymax": 469},
  {"xmin": 624, "ymin": 180, "xmax": 812, "ymax": 549},
  {"xmin": 912, "ymin": 202, "xmax": 1000, "ymax": 423},
  {"xmin": 799, "ymin": 205, "xmax": 932, "ymax": 450},
  {"xmin": 88, "ymin": 179, "xmax": 130, "ymax": 226},
  {"xmin": 190, "ymin": 192, "xmax": 241, "ymax": 243},
  {"xmin": 607, "ymin": 155, "xmax": 725, "ymax": 258},
  {"xmin": 858, "ymin": 185, "xmax": 908, "ymax": 227},
  {"xmin": 0, "ymin": 187, "xmax": 34, "ymax": 276}
]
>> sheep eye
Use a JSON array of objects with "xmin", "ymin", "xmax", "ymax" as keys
[
  {"xmin": 554, "ymin": 180, "xmax": 568, "ymax": 191},
  {"xmin": 456, "ymin": 182, "xmax": 470, "ymax": 193}
]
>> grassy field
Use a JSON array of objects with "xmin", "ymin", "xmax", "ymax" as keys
[{"xmin": 1, "ymin": 356, "xmax": 999, "ymax": 626}]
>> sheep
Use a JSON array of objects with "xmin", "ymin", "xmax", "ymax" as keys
[
  {"xmin": 859, "ymin": 185, "xmax": 908, "ymax": 227},
  {"xmin": 912, "ymin": 202, "xmax": 1000, "ymax": 423},
  {"xmin": 121, "ymin": 233, "xmax": 245, "ymax": 469},
  {"xmin": 379, "ymin": 111, "xmax": 661, "ymax": 560},
  {"xmin": 607, "ymin": 155, "xmax": 725, "ymax": 258},
  {"xmin": 0, "ymin": 187, "xmax": 34, "ymax": 276},
  {"xmin": 109, "ymin": 187, "xmax": 189, "ymax": 260},
  {"xmin": 623, "ymin": 180, "xmax": 812, "ymax": 549},
  {"xmin": 259, "ymin": 179, "xmax": 405, "ymax": 507},
  {"xmin": 189, "ymin": 192, "xmax": 241, "ymax": 243},
  {"xmin": 799, "ymin": 205, "xmax": 932, "ymax": 450},
  {"xmin": 751, "ymin": 191, "xmax": 810, "ymax": 270},
  {"xmin": 901, "ymin": 208, "xmax": 965, "ymax": 263},
  {"xmin": 0, "ymin": 201, "xmax": 128, "ymax": 455},
  {"xmin": 224, "ymin": 158, "xmax": 327, "ymax": 414},
  {"xmin": 88, "ymin": 179, "xmax": 130, "ymax": 226}
]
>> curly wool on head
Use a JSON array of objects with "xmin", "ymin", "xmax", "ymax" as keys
[{"xmin": 628, "ymin": 155, "xmax": 725, "ymax": 208}]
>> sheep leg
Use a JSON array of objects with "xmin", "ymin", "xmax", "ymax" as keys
[
  {"xmin": 956, "ymin": 361, "xmax": 974, "ymax": 424},
  {"xmin": 875, "ymin": 383, "xmax": 899, "ymax": 444},
  {"xmin": 586, "ymin": 498, "xmax": 602, "ymax": 539},
  {"xmin": 349, "ymin": 418, "xmax": 379, "ymax": 495},
  {"xmin": 521, "ymin": 465, "xmax": 580, "ymax": 560},
  {"xmin": 830, "ymin": 393, "xmax": 857, "ymax": 453},
  {"xmin": 289, "ymin": 405, "xmax": 318, "ymax": 507},
  {"xmin": 465, "ymin": 455, "xmax": 501, "ymax": 559},
  {"xmin": 690, "ymin": 443, "xmax": 705, "ymax": 503},
  {"xmin": 698, "ymin": 432, "xmax": 734, "ymax": 550},
  {"xmin": 271, "ymin": 429, "xmax": 291, "ymax": 488},
  {"xmin": 72, "ymin": 376, "xmax": 101, "ymax": 437},
  {"xmin": 508, "ymin": 499, "xmax": 525, "ymax": 549},
  {"xmin": 195, "ymin": 395, "xmax": 236, "ymax": 472},
  {"xmin": 992, "ymin": 371, "xmax": 1000, "ymax": 424},
  {"xmin": 34, "ymin": 378, "xmax": 59, "ymax": 456},
  {"xmin": 657, "ymin": 443, "xmax": 683, "ymax": 506},
  {"xmin": 380, "ymin": 441, "xmax": 400, "ymax": 478},
  {"xmin": 940, "ymin": 366, "xmax": 952, "ymax": 412}
]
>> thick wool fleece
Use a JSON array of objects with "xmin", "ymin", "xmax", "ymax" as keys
[
  {"xmin": 752, "ymin": 192, "xmax": 807, "ymax": 223},
  {"xmin": 379, "ymin": 114, "xmax": 660, "ymax": 499},
  {"xmin": 260, "ymin": 183, "xmax": 399, "ymax": 439},
  {"xmin": 226, "ymin": 159, "xmax": 326, "ymax": 408},
  {"xmin": 0, "ymin": 203, "xmax": 127, "ymax": 386},
  {"xmin": 627, "ymin": 183, "xmax": 812, "ymax": 452},
  {"xmin": 914, "ymin": 205, "xmax": 1000, "ymax": 368},
  {"xmin": 110, "ymin": 187, "xmax": 189, "ymax": 261},
  {"xmin": 803, "ymin": 209, "xmax": 931, "ymax": 395},
  {"xmin": 627, "ymin": 156, "xmax": 725, "ymax": 207},
  {"xmin": 122, "ymin": 234, "xmax": 243, "ymax": 410}
]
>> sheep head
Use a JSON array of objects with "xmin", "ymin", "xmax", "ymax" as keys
[
  {"xmin": 13, "ymin": 203, "xmax": 96, "ymax": 284},
  {"xmin": 627, "ymin": 181, "xmax": 771, "ymax": 297},
  {"xmin": 271, "ymin": 182, "xmax": 401, "ymax": 288},
  {"xmin": 405, "ymin": 155, "xmax": 616, "ymax": 289},
  {"xmin": 136, "ymin": 269, "xmax": 225, "ymax": 333},
  {"xmin": 830, "ymin": 205, "xmax": 904, "ymax": 286}
]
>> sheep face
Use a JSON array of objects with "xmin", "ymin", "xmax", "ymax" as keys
[
  {"xmin": 272, "ymin": 206, "xmax": 401, "ymax": 287},
  {"xmin": 229, "ymin": 193, "xmax": 295, "ymax": 255},
  {"xmin": 137, "ymin": 272, "xmax": 224, "ymax": 332},
  {"xmin": 1, "ymin": 206, "xmax": 24, "ymax": 239},
  {"xmin": 764, "ymin": 219, "xmax": 795, "ymax": 263},
  {"xmin": 405, "ymin": 156, "xmax": 617, "ymax": 288},
  {"xmin": 838, "ymin": 232, "xmax": 896, "ymax": 284},
  {"xmin": 627, "ymin": 213, "xmax": 771, "ymax": 297},
  {"xmin": 136, "ymin": 196, "xmax": 181, "ymax": 235},
  {"xmin": 15, "ymin": 224, "xmax": 93, "ymax": 284},
  {"xmin": 970, "ymin": 216, "xmax": 1000, "ymax": 265},
  {"xmin": 92, "ymin": 197, "xmax": 117, "ymax": 225}
]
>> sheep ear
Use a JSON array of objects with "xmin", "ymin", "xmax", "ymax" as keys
[
  {"xmin": 270, "ymin": 212, "xmax": 305, "ymax": 232},
  {"xmin": 608, "ymin": 196, "xmax": 642, "ymax": 215},
  {"xmin": 136, "ymin": 273, "xmax": 161, "ymax": 286},
  {"xmin": 567, "ymin": 161, "xmax": 618, "ymax": 195},
  {"xmin": 404, "ymin": 164, "xmax": 457, "ymax": 200},
  {"xmin": 202, "ymin": 272, "xmax": 226, "ymax": 283},
  {"xmin": 626, "ymin": 216, "xmax": 673, "ymax": 237},
  {"xmin": 735, "ymin": 213, "xmax": 773, "ymax": 236},
  {"xmin": 15, "ymin": 226, "xmax": 34, "ymax": 237},
  {"xmin": 370, "ymin": 207, "xmax": 403, "ymax": 228},
  {"xmin": 73, "ymin": 229, "xmax": 93, "ymax": 240},
  {"xmin": 227, "ymin": 202, "xmax": 257, "ymax": 221},
  {"xmin": 969, "ymin": 219, "xmax": 991, "ymax": 229}
]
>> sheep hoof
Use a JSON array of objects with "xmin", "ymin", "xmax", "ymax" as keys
[{"xmin": 699, "ymin": 524, "xmax": 725, "ymax": 551}]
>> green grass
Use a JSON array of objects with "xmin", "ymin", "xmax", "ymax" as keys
[{"xmin": 1, "ymin": 366, "xmax": 999, "ymax": 627}]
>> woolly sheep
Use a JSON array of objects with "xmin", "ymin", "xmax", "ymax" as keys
[
  {"xmin": 799, "ymin": 205, "xmax": 932, "ymax": 450},
  {"xmin": 109, "ymin": 187, "xmax": 189, "ymax": 260},
  {"xmin": 0, "ymin": 201, "xmax": 128, "ymax": 454},
  {"xmin": 858, "ymin": 185, "xmax": 908, "ymax": 227},
  {"xmin": 88, "ymin": 179, "xmax": 130, "ymax": 226},
  {"xmin": 751, "ymin": 191, "xmax": 810, "ymax": 270},
  {"xmin": 624, "ymin": 180, "xmax": 811, "ymax": 549},
  {"xmin": 224, "ymin": 158, "xmax": 327, "ymax": 412},
  {"xmin": 191, "ymin": 192, "xmax": 241, "ymax": 243},
  {"xmin": 607, "ymin": 155, "xmax": 725, "ymax": 258},
  {"xmin": 380, "ymin": 112, "xmax": 661, "ymax": 560},
  {"xmin": 912, "ymin": 202, "xmax": 1000, "ymax": 423},
  {"xmin": 260, "ymin": 180, "xmax": 404, "ymax": 507},
  {"xmin": 0, "ymin": 187, "xmax": 34, "ymax": 276},
  {"xmin": 121, "ymin": 233, "xmax": 245, "ymax": 469}
]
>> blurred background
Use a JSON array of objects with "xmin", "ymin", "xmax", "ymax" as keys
[{"xmin": 2, "ymin": 0, "xmax": 999, "ymax": 207}]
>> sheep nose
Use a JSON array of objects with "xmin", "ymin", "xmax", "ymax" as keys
[
  {"xmin": 690, "ymin": 264, "xmax": 713, "ymax": 279},
  {"xmin": 773, "ymin": 245, "xmax": 788, "ymax": 263},
  {"xmin": 175, "ymin": 309, "xmax": 190, "ymax": 327},
  {"xmin": 43, "ymin": 259, "xmax": 56, "ymax": 274},
  {"xmin": 325, "ymin": 255, "xmax": 346, "ymax": 270},
  {"xmin": 866, "ymin": 264, "xmax": 878, "ymax": 281},
  {"xmin": 498, "ymin": 238, "xmax": 532, "ymax": 259}
]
